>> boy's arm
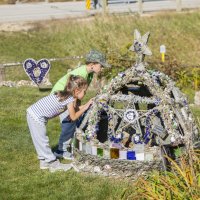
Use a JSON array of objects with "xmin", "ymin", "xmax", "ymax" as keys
[
  {"xmin": 51, "ymin": 65, "xmax": 91, "ymax": 93},
  {"xmin": 51, "ymin": 74, "xmax": 68, "ymax": 93}
]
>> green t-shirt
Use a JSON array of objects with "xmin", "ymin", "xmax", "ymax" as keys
[{"xmin": 51, "ymin": 65, "xmax": 93, "ymax": 93}]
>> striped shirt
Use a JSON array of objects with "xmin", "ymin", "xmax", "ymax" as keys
[{"xmin": 27, "ymin": 94, "xmax": 74, "ymax": 124}]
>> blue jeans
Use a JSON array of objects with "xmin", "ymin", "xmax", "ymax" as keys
[
  {"xmin": 58, "ymin": 112, "xmax": 76, "ymax": 152},
  {"xmin": 58, "ymin": 111, "xmax": 87, "ymax": 152}
]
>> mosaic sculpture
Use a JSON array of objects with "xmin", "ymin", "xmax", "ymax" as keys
[{"xmin": 74, "ymin": 30, "xmax": 199, "ymax": 164}]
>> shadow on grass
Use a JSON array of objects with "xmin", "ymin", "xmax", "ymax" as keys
[{"xmin": 52, "ymin": 144, "xmax": 59, "ymax": 153}]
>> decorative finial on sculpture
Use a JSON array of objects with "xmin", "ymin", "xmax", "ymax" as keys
[{"xmin": 129, "ymin": 29, "xmax": 152, "ymax": 67}]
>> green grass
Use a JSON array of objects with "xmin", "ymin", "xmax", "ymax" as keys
[{"xmin": 0, "ymin": 87, "xmax": 131, "ymax": 200}]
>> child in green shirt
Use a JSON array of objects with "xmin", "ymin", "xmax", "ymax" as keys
[{"xmin": 53, "ymin": 50, "xmax": 110, "ymax": 159}]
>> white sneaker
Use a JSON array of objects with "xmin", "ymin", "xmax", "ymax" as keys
[
  {"xmin": 54, "ymin": 150, "xmax": 74, "ymax": 160},
  {"xmin": 49, "ymin": 160, "xmax": 72, "ymax": 173},
  {"xmin": 40, "ymin": 160, "xmax": 50, "ymax": 170}
]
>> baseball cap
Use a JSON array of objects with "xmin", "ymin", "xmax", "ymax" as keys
[{"xmin": 85, "ymin": 50, "xmax": 110, "ymax": 68}]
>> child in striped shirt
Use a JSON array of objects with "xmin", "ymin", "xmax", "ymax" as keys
[{"xmin": 27, "ymin": 75, "xmax": 93, "ymax": 172}]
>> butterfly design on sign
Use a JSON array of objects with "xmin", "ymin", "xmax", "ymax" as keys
[{"xmin": 23, "ymin": 58, "xmax": 51, "ymax": 85}]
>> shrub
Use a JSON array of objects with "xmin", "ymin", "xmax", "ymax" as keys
[{"xmin": 123, "ymin": 149, "xmax": 200, "ymax": 200}]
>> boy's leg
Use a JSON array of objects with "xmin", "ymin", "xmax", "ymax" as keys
[
  {"xmin": 58, "ymin": 120, "xmax": 76, "ymax": 152},
  {"xmin": 57, "ymin": 112, "xmax": 76, "ymax": 152},
  {"xmin": 27, "ymin": 113, "xmax": 56, "ymax": 163}
]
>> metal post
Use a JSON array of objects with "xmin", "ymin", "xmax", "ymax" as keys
[
  {"xmin": 138, "ymin": 0, "xmax": 143, "ymax": 15},
  {"xmin": 176, "ymin": 0, "xmax": 182, "ymax": 12},
  {"xmin": 102, "ymin": 0, "xmax": 107, "ymax": 15},
  {"xmin": 86, "ymin": 0, "xmax": 91, "ymax": 10}
]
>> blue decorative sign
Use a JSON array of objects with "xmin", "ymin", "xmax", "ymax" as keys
[{"xmin": 23, "ymin": 58, "xmax": 51, "ymax": 84}]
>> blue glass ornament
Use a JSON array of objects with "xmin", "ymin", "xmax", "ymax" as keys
[
  {"xmin": 110, "ymin": 135, "xmax": 115, "ymax": 141},
  {"xmin": 86, "ymin": 135, "xmax": 90, "ymax": 141},
  {"xmin": 153, "ymin": 109, "xmax": 159, "ymax": 114},
  {"xmin": 144, "ymin": 129, "xmax": 150, "ymax": 144},
  {"xmin": 114, "ymin": 138, "xmax": 120, "ymax": 143},
  {"xmin": 155, "ymin": 98, "xmax": 161, "ymax": 106},
  {"xmin": 95, "ymin": 124, "xmax": 99, "ymax": 132},
  {"xmin": 183, "ymin": 99, "xmax": 188, "ymax": 106},
  {"xmin": 144, "ymin": 137, "xmax": 150, "ymax": 144},
  {"xmin": 118, "ymin": 72, "xmax": 126, "ymax": 78},
  {"xmin": 127, "ymin": 151, "xmax": 136, "ymax": 160},
  {"xmin": 133, "ymin": 134, "xmax": 142, "ymax": 144}
]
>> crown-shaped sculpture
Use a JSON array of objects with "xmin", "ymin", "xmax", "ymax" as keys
[{"xmin": 74, "ymin": 29, "xmax": 199, "ymax": 169}]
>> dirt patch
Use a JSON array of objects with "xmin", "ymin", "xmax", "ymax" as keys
[{"xmin": 0, "ymin": 22, "xmax": 35, "ymax": 31}]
